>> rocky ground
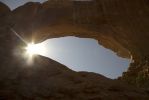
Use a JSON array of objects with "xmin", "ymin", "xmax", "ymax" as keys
[{"xmin": 0, "ymin": 55, "xmax": 149, "ymax": 100}]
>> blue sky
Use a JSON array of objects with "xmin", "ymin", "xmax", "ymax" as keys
[
  {"xmin": 0, "ymin": 0, "xmax": 130, "ymax": 79},
  {"xmin": 41, "ymin": 36, "xmax": 130, "ymax": 79},
  {"xmin": 0, "ymin": 0, "xmax": 47, "ymax": 10}
]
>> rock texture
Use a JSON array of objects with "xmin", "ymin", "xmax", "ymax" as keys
[
  {"xmin": 8, "ymin": 0, "xmax": 149, "ymax": 88},
  {"xmin": 0, "ymin": 54, "xmax": 149, "ymax": 100},
  {"xmin": 0, "ymin": 0, "xmax": 149, "ymax": 99}
]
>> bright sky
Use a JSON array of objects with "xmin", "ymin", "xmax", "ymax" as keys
[
  {"xmin": 41, "ymin": 37, "xmax": 130, "ymax": 79},
  {"xmin": 0, "ymin": 0, "xmax": 130, "ymax": 79},
  {"xmin": 0, "ymin": 0, "xmax": 47, "ymax": 10}
]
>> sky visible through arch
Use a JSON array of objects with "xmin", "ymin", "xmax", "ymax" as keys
[
  {"xmin": 0, "ymin": 0, "xmax": 130, "ymax": 79},
  {"xmin": 41, "ymin": 36, "xmax": 130, "ymax": 79}
]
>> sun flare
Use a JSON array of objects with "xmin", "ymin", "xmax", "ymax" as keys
[{"xmin": 25, "ymin": 42, "xmax": 46, "ymax": 57}]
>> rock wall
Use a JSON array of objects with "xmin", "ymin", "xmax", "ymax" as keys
[{"xmin": 0, "ymin": 0, "xmax": 149, "ymax": 89}]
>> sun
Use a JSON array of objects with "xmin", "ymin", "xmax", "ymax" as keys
[
  {"xmin": 25, "ymin": 42, "xmax": 46, "ymax": 57},
  {"xmin": 26, "ymin": 43, "xmax": 36, "ymax": 56},
  {"xmin": 24, "ymin": 42, "xmax": 46, "ymax": 65}
]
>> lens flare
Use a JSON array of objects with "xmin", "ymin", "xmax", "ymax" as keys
[
  {"xmin": 25, "ymin": 42, "xmax": 46, "ymax": 56},
  {"xmin": 24, "ymin": 42, "xmax": 46, "ymax": 65}
]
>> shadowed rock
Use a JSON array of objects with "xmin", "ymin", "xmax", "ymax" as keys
[
  {"xmin": 8, "ymin": 0, "xmax": 149, "ymax": 88},
  {"xmin": 0, "ymin": 2, "xmax": 10, "ymax": 17},
  {"xmin": 0, "ymin": 55, "xmax": 149, "ymax": 99},
  {"xmin": 0, "ymin": 0, "xmax": 149, "ymax": 99}
]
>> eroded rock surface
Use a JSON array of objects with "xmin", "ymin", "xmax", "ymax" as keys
[
  {"xmin": 0, "ymin": 55, "xmax": 148, "ymax": 100},
  {"xmin": 0, "ymin": 0, "xmax": 149, "ymax": 99},
  {"xmin": 9, "ymin": 0, "xmax": 149, "ymax": 88}
]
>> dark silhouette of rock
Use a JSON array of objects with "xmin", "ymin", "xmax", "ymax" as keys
[
  {"xmin": 0, "ymin": 0, "xmax": 149, "ymax": 99},
  {"xmin": 9, "ymin": 0, "xmax": 149, "ymax": 88},
  {"xmin": 10, "ymin": 0, "xmax": 149, "ymax": 60},
  {"xmin": 0, "ymin": 2, "xmax": 10, "ymax": 17},
  {"xmin": 0, "ymin": 55, "xmax": 149, "ymax": 99}
]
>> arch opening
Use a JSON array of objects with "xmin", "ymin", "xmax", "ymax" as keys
[{"xmin": 35, "ymin": 36, "xmax": 131, "ymax": 79}]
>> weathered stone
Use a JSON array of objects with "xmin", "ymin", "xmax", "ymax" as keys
[{"xmin": 0, "ymin": 0, "xmax": 149, "ymax": 99}]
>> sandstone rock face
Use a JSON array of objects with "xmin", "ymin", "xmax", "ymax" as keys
[
  {"xmin": 9, "ymin": 0, "xmax": 149, "ymax": 88},
  {"xmin": 0, "ymin": 55, "xmax": 148, "ymax": 100},
  {"xmin": 0, "ymin": 0, "xmax": 149, "ymax": 99},
  {"xmin": 11, "ymin": 0, "xmax": 149, "ymax": 59},
  {"xmin": 0, "ymin": 2, "xmax": 10, "ymax": 16}
]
